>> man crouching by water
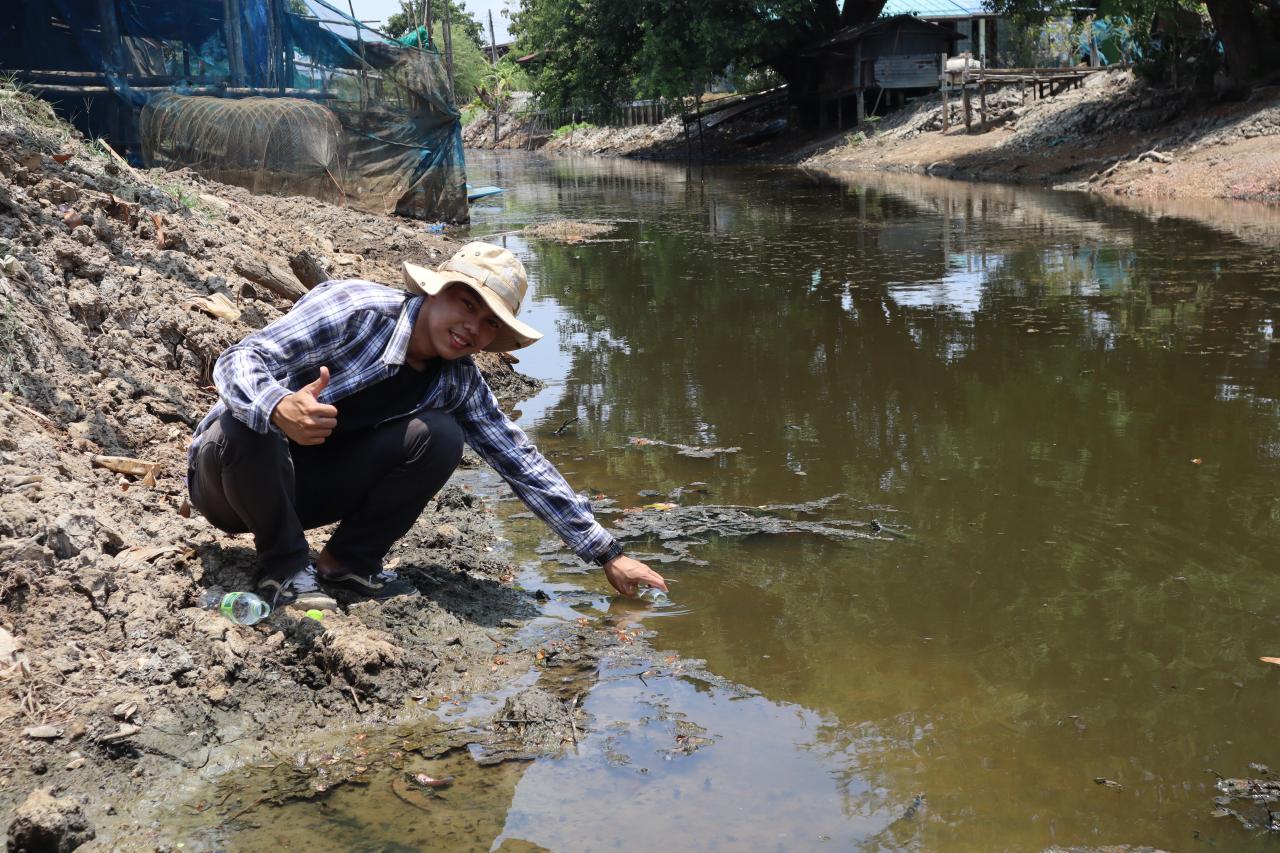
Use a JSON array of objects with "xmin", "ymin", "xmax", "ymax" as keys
[{"xmin": 187, "ymin": 241, "xmax": 667, "ymax": 611}]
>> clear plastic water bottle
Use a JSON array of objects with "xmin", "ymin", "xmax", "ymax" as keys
[
  {"xmin": 201, "ymin": 588, "xmax": 271, "ymax": 625},
  {"xmin": 637, "ymin": 585, "xmax": 671, "ymax": 606}
]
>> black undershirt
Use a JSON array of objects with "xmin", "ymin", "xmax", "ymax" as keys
[{"xmin": 330, "ymin": 360, "xmax": 442, "ymax": 436}]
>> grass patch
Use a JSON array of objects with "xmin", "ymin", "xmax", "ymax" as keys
[
  {"xmin": 552, "ymin": 121, "xmax": 594, "ymax": 140},
  {"xmin": 0, "ymin": 74, "xmax": 63, "ymax": 131},
  {"xmin": 154, "ymin": 177, "xmax": 225, "ymax": 221}
]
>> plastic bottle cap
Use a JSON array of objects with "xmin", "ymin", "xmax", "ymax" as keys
[{"xmin": 305, "ymin": 609, "xmax": 325, "ymax": 621}]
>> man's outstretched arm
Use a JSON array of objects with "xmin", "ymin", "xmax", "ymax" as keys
[{"xmin": 456, "ymin": 378, "xmax": 666, "ymax": 596}]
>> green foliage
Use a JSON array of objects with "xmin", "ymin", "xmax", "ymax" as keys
[
  {"xmin": 551, "ymin": 121, "xmax": 594, "ymax": 138},
  {"xmin": 511, "ymin": 0, "xmax": 888, "ymax": 110},
  {"xmin": 475, "ymin": 57, "xmax": 530, "ymax": 110},
  {"xmin": 436, "ymin": 20, "xmax": 491, "ymax": 101},
  {"xmin": 989, "ymin": 0, "xmax": 1280, "ymax": 84},
  {"xmin": 385, "ymin": 0, "xmax": 487, "ymax": 51}
]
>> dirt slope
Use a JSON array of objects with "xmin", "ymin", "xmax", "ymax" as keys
[
  {"xmin": 0, "ymin": 85, "xmax": 616, "ymax": 850},
  {"xmin": 466, "ymin": 70, "xmax": 1280, "ymax": 203},
  {"xmin": 805, "ymin": 69, "xmax": 1280, "ymax": 203}
]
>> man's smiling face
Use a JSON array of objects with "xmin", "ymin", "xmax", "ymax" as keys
[{"xmin": 411, "ymin": 283, "xmax": 502, "ymax": 362}]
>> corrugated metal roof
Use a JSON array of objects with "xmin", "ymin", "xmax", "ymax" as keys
[
  {"xmin": 809, "ymin": 14, "xmax": 962, "ymax": 50},
  {"xmin": 881, "ymin": 0, "xmax": 993, "ymax": 18}
]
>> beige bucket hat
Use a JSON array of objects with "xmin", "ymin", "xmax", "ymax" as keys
[{"xmin": 402, "ymin": 242, "xmax": 542, "ymax": 352}]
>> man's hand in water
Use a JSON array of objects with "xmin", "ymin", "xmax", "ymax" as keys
[
  {"xmin": 603, "ymin": 554, "xmax": 668, "ymax": 597},
  {"xmin": 271, "ymin": 366, "xmax": 338, "ymax": 446}
]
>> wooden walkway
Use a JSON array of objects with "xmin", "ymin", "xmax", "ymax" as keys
[{"xmin": 939, "ymin": 65, "xmax": 1108, "ymax": 133}]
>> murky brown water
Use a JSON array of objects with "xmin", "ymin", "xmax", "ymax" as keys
[
  {"xmin": 477, "ymin": 154, "xmax": 1280, "ymax": 852},
  {"xmin": 184, "ymin": 154, "xmax": 1280, "ymax": 851}
]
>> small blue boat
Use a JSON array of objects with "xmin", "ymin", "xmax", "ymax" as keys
[{"xmin": 466, "ymin": 184, "xmax": 504, "ymax": 202}]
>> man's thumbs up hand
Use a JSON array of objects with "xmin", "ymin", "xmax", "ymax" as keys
[
  {"xmin": 302, "ymin": 365, "xmax": 331, "ymax": 398},
  {"xmin": 271, "ymin": 366, "xmax": 339, "ymax": 445}
]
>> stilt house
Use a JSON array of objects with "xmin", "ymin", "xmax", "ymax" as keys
[{"xmin": 801, "ymin": 15, "xmax": 962, "ymax": 129}]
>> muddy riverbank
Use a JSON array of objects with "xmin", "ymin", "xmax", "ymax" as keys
[
  {"xmin": 0, "ymin": 86, "xmax": 644, "ymax": 850},
  {"xmin": 465, "ymin": 69, "xmax": 1280, "ymax": 203}
]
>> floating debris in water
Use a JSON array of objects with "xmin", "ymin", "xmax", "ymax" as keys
[
  {"xmin": 523, "ymin": 219, "xmax": 616, "ymax": 242},
  {"xmin": 628, "ymin": 436, "xmax": 742, "ymax": 458},
  {"xmin": 1213, "ymin": 775, "xmax": 1280, "ymax": 832},
  {"xmin": 537, "ymin": 495, "xmax": 889, "ymax": 566}
]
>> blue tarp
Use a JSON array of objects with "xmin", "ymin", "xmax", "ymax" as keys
[{"xmin": 16, "ymin": 0, "xmax": 468, "ymax": 221}]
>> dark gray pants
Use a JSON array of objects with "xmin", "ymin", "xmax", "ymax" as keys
[{"xmin": 188, "ymin": 409, "xmax": 463, "ymax": 584}]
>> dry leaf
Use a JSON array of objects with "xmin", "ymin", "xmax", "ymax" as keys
[
  {"xmin": 62, "ymin": 209, "xmax": 83, "ymax": 229},
  {"xmin": 413, "ymin": 773, "xmax": 453, "ymax": 788},
  {"xmin": 99, "ymin": 723, "xmax": 140, "ymax": 743},
  {"xmin": 643, "ymin": 502, "xmax": 677, "ymax": 511},
  {"xmin": 1261, "ymin": 657, "xmax": 1280, "ymax": 666},
  {"xmin": 117, "ymin": 545, "xmax": 180, "ymax": 567},
  {"xmin": 103, "ymin": 194, "xmax": 132, "ymax": 223},
  {"xmin": 151, "ymin": 213, "xmax": 165, "ymax": 248},
  {"xmin": 52, "ymin": 152, "xmax": 73, "ymax": 164},
  {"xmin": 390, "ymin": 777, "xmax": 435, "ymax": 812},
  {"xmin": 23, "ymin": 725, "xmax": 62, "ymax": 739},
  {"xmin": 1191, "ymin": 458, "xmax": 1203, "ymax": 465},
  {"xmin": 91, "ymin": 454, "xmax": 161, "ymax": 484},
  {"xmin": 187, "ymin": 293, "xmax": 241, "ymax": 322}
]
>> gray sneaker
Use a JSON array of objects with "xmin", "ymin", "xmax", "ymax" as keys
[
  {"xmin": 319, "ymin": 567, "xmax": 420, "ymax": 601},
  {"xmin": 258, "ymin": 565, "xmax": 339, "ymax": 611}
]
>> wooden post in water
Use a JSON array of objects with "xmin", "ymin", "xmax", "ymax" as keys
[
  {"xmin": 696, "ymin": 89, "xmax": 706, "ymax": 161},
  {"xmin": 683, "ymin": 95, "xmax": 693, "ymax": 161},
  {"xmin": 978, "ymin": 59, "xmax": 988, "ymax": 127},
  {"xmin": 939, "ymin": 53, "xmax": 949, "ymax": 131},
  {"xmin": 853, "ymin": 42, "xmax": 863, "ymax": 127}
]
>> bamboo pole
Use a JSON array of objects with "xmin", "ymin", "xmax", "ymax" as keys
[
  {"xmin": 347, "ymin": 0, "xmax": 367, "ymax": 111},
  {"xmin": 443, "ymin": 0, "xmax": 455, "ymax": 103},
  {"xmin": 488, "ymin": 9, "xmax": 498, "ymax": 65},
  {"xmin": 488, "ymin": 10, "xmax": 500, "ymax": 142}
]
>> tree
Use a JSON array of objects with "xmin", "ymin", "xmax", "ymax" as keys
[
  {"xmin": 384, "ymin": 0, "xmax": 487, "ymax": 51},
  {"xmin": 510, "ymin": 0, "xmax": 889, "ymax": 110},
  {"xmin": 988, "ymin": 0, "xmax": 1280, "ymax": 89}
]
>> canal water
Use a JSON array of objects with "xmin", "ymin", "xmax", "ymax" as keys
[
  {"xmin": 463, "ymin": 152, "xmax": 1280, "ymax": 852},
  {"xmin": 189, "ymin": 153, "xmax": 1280, "ymax": 851}
]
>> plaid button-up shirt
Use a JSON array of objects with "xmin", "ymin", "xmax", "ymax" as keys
[{"xmin": 189, "ymin": 280, "xmax": 615, "ymax": 564}]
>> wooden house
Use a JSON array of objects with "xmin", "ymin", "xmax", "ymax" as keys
[
  {"xmin": 882, "ymin": 0, "xmax": 1001, "ymax": 65},
  {"xmin": 800, "ymin": 15, "xmax": 962, "ymax": 129}
]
